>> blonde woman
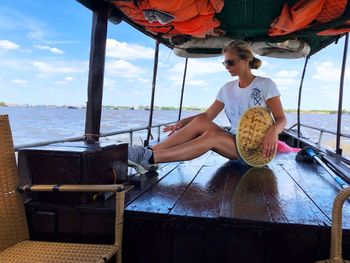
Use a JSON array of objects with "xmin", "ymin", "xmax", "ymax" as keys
[{"xmin": 128, "ymin": 40, "xmax": 286, "ymax": 173}]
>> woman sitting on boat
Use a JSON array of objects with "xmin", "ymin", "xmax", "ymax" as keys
[{"xmin": 128, "ymin": 40, "xmax": 287, "ymax": 173}]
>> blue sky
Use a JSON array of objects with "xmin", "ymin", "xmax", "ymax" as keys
[{"xmin": 1, "ymin": 0, "xmax": 350, "ymax": 110}]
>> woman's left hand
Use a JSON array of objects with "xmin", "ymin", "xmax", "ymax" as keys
[{"xmin": 262, "ymin": 127, "xmax": 278, "ymax": 158}]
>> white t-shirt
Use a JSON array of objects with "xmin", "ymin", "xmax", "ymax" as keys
[{"xmin": 216, "ymin": 76, "xmax": 280, "ymax": 134}]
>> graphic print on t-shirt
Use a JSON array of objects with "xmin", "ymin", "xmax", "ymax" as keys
[
  {"xmin": 250, "ymin": 88, "xmax": 261, "ymax": 105},
  {"xmin": 215, "ymin": 76, "xmax": 280, "ymax": 134}
]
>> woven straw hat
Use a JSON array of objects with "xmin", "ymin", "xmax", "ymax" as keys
[{"xmin": 236, "ymin": 107, "xmax": 276, "ymax": 167}]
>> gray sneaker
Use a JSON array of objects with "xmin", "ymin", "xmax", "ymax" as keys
[
  {"xmin": 128, "ymin": 145, "xmax": 158, "ymax": 174},
  {"xmin": 128, "ymin": 159, "xmax": 147, "ymax": 174}
]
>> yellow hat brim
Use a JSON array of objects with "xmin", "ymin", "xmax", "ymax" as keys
[{"xmin": 236, "ymin": 107, "xmax": 276, "ymax": 167}]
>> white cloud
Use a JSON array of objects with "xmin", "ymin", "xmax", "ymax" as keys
[
  {"xmin": 106, "ymin": 39, "xmax": 154, "ymax": 60},
  {"xmin": 65, "ymin": 76, "xmax": 74, "ymax": 81},
  {"xmin": 11, "ymin": 79, "xmax": 28, "ymax": 85},
  {"xmin": 276, "ymin": 70, "xmax": 299, "ymax": 78},
  {"xmin": 0, "ymin": 40, "xmax": 19, "ymax": 50},
  {"xmin": 137, "ymin": 77, "xmax": 151, "ymax": 84},
  {"xmin": 273, "ymin": 78, "xmax": 298, "ymax": 86},
  {"xmin": 187, "ymin": 79, "xmax": 208, "ymax": 86},
  {"xmin": 272, "ymin": 71, "xmax": 298, "ymax": 92},
  {"xmin": 104, "ymin": 78, "xmax": 117, "ymax": 89},
  {"xmin": 170, "ymin": 59, "xmax": 224, "ymax": 77},
  {"xmin": 106, "ymin": 59, "xmax": 144, "ymax": 78},
  {"xmin": 312, "ymin": 61, "xmax": 342, "ymax": 82},
  {"xmin": 33, "ymin": 61, "xmax": 83, "ymax": 74},
  {"xmin": 54, "ymin": 76, "xmax": 75, "ymax": 85},
  {"xmin": 254, "ymin": 69, "xmax": 269, "ymax": 78},
  {"xmin": 167, "ymin": 58, "xmax": 224, "ymax": 87},
  {"xmin": 0, "ymin": 8, "xmax": 52, "ymax": 42},
  {"xmin": 260, "ymin": 60, "xmax": 270, "ymax": 67},
  {"xmin": 23, "ymin": 18, "xmax": 51, "ymax": 43},
  {"xmin": 34, "ymin": 45, "xmax": 64, "ymax": 54},
  {"xmin": 168, "ymin": 74, "xmax": 208, "ymax": 87}
]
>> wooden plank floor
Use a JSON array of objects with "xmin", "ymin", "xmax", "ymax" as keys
[
  {"xmin": 123, "ymin": 151, "xmax": 350, "ymax": 263},
  {"xmin": 125, "ymin": 151, "xmax": 350, "ymax": 229}
]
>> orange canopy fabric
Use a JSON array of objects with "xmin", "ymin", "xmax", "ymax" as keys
[
  {"xmin": 268, "ymin": 0, "xmax": 325, "ymax": 36},
  {"xmin": 114, "ymin": 0, "xmax": 224, "ymax": 38},
  {"xmin": 268, "ymin": 0, "xmax": 347, "ymax": 36},
  {"xmin": 317, "ymin": 21, "xmax": 350, "ymax": 35},
  {"xmin": 316, "ymin": 0, "xmax": 347, "ymax": 23}
]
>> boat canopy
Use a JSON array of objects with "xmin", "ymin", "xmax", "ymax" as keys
[{"xmin": 77, "ymin": 0, "xmax": 350, "ymax": 58}]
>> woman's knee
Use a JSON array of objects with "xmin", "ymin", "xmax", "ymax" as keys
[
  {"xmin": 201, "ymin": 130, "xmax": 219, "ymax": 143},
  {"xmin": 190, "ymin": 115, "xmax": 212, "ymax": 132},
  {"xmin": 192, "ymin": 114, "xmax": 211, "ymax": 124},
  {"xmin": 202, "ymin": 131, "xmax": 239, "ymax": 158}
]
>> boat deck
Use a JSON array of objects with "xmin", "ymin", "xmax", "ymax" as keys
[
  {"xmin": 25, "ymin": 150, "xmax": 350, "ymax": 262},
  {"xmin": 125, "ymin": 151, "xmax": 350, "ymax": 227},
  {"xmin": 122, "ymin": 151, "xmax": 350, "ymax": 263}
]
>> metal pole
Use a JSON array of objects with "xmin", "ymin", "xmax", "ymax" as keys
[
  {"xmin": 145, "ymin": 39, "xmax": 160, "ymax": 147},
  {"xmin": 84, "ymin": 4, "xmax": 108, "ymax": 144},
  {"xmin": 336, "ymin": 33, "xmax": 348, "ymax": 155},
  {"xmin": 178, "ymin": 58, "xmax": 188, "ymax": 121},
  {"xmin": 297, "ymin": 56, "xmax": 309, "ymax": 148}
]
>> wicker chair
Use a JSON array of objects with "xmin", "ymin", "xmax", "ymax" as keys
[
  {"xmin": 0, "ymin": 115, "xmax": 125, "ymax": 263},
  {"xmin": 315, "ymin": 187, "xmax": 350, "ymax": 263}
]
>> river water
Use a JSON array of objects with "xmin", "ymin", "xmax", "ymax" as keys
[{"xmin": 1, "ymin": 106, "xmax": 349, "ymax": 158}]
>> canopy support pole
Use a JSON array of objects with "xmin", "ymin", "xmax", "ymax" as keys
[
  {"xmin": 178, "ymin": 58, "xmax": 188, "ymax": 121},
  {"xmin": 336, "ymin": 33, "xmax": 348, "ymax": 155},
  {"xmin": 297, "ymin": 56, "xmax": 309, "ymax": 148},
  {"xmin": 84, "ymin": 4, "xmax": 108, "ymax": 144},
  {"xmin": 145, "ymin": 39, "xmax": 160, "ymax": 147}
]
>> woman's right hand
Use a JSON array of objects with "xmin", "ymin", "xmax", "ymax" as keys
[{"xmin": 163, "ymin": 119, "xmax": 186, "ymax": 136}]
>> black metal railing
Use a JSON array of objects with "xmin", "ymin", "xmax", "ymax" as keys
[{"xmin": 288, "ymin": 123, "xmax": 350, "ymax": 147}]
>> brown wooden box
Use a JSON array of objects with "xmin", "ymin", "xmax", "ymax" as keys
[{"xmin": 18, "ymin": 141, "xmax": 127, "ymax": 203}]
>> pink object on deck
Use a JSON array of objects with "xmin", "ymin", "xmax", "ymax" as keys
[{"xmin": 277, "ymin": 140, "xmax": 301, "ymax": 153}]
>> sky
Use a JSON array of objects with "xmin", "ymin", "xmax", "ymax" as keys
[{"xmin": 0, "ymin": 0, "xmax": 350, "ymax": 110}]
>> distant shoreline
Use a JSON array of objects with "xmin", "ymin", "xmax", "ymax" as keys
[{"xmin": 0, "ymin": 102, "xmax": 349, "ymax": 114}]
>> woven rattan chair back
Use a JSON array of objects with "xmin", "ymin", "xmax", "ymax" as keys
[
  {"xmin": 0, "ymin": 115, "xmax": 30, "ymax": 251},
  {"xmin": 0, "ymin": 114, "xmax": 125, "ymax": 262}
]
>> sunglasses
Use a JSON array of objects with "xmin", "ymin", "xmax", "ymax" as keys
[{"xmin": 222, "ymin": 59, "xmax": 240, "ymax": 67}]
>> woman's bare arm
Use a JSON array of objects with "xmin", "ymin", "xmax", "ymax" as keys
[
  {"xmin": 263, "ymin": 96, "xmax": 287, "ymax": 158},
  {"xmin": 163, "ymin": 100, "xmax": 224, "ymax": 135}
]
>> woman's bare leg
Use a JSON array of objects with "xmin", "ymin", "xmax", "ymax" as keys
[
  {"xmin": 153, "ymin": 115, "xmax": 224, "ymax": 151},
  {"xmin": 153, "ymin": 130, "xmax": 239, "ymax": 163}
]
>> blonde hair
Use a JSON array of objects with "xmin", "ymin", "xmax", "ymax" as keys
[{"xmin": 223, "ymin": 40, "xmax": 262, "ymax": 69}]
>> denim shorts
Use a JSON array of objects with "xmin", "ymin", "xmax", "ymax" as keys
[{"xmin": 230, "ymin": 156, "xmax": 251, "ymax": 166}]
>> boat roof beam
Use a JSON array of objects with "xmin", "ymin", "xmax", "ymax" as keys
[
  {"xmin": 297, "ymin": 56, "xmax": 310, "ymax": 148},
  {"xmin": 145, "ymin": 39, "xmax": 160, "ymax": 147},
  {"xmin": 178, "ymin": 58, "xmax": 188, "ymax": 121},
  {"xmin": 84, "ymin": 3, "xmax": 108, "ymax": 144},
  {"xmin": 336, "ymin": 33, "xmax": 349, "ymax": 155}
]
